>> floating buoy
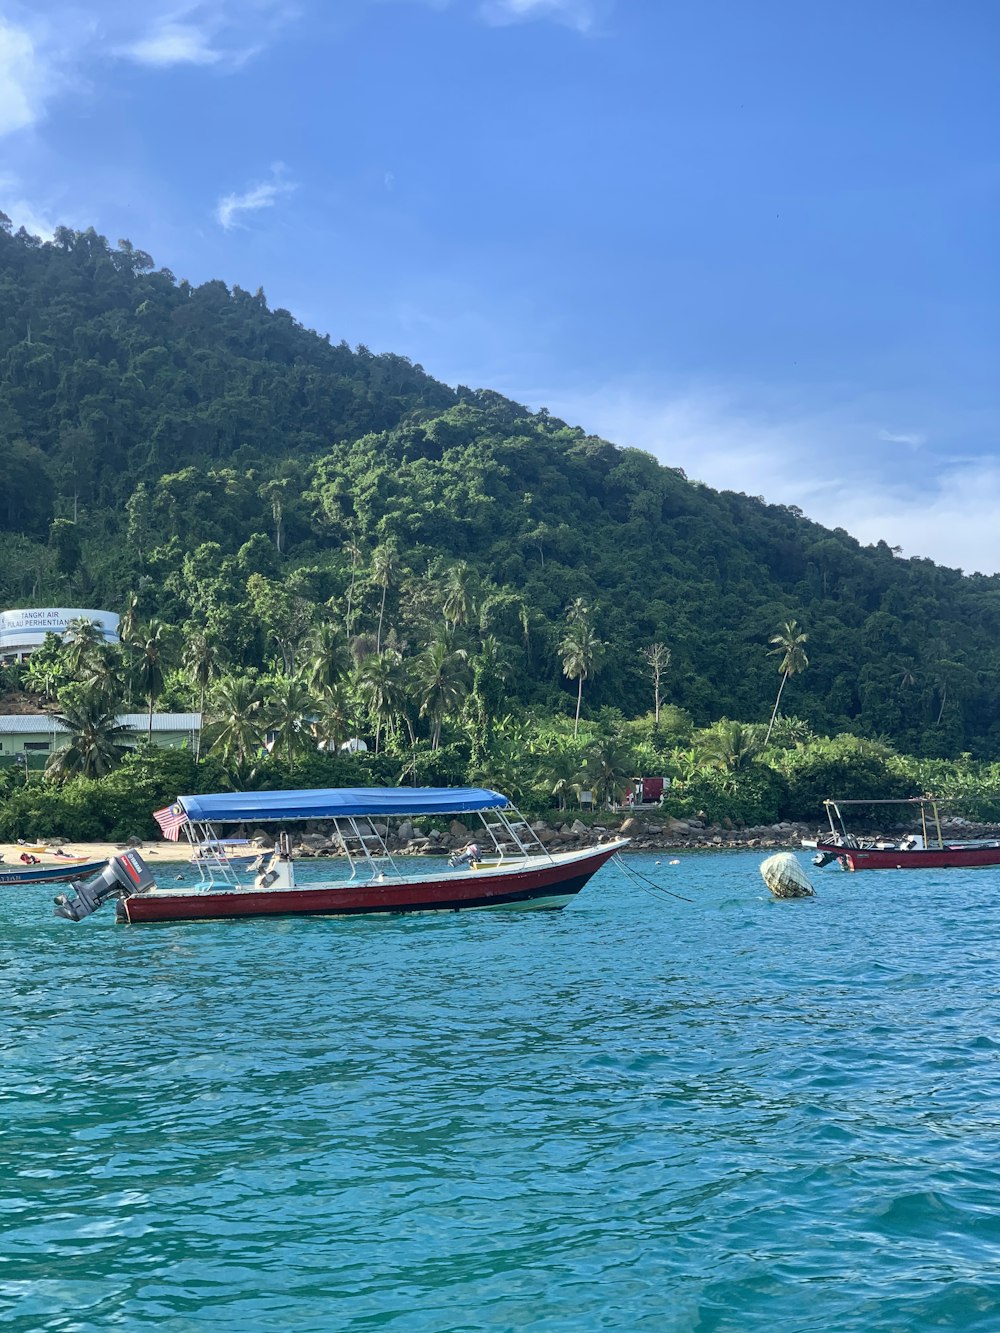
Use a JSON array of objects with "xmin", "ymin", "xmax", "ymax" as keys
[
  {"xmin": 759, "ymin": 852, "xmax": 815, "ymax": 899},
  {"xmin": 669, "ymin": 859, "xmax": 680, "ymax": 866}
]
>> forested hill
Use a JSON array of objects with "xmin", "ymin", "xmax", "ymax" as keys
[{"xmin": 3, "ymin": 217, "xmax": 1000, "ymax": 758}]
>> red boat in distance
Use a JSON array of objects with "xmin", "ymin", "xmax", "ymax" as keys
[
  {"xmin": 54, "ymin": 786, "xmax": 629, "ymax": 924},
  {"xmin": 805, "ymin": 797, "xmax": 1000, "ymax": 871}
]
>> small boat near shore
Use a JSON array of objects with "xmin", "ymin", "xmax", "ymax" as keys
[
  {"xmin": 1, "ymin": 857, "xmax": 107, "ymax": 886},
  {"xmin": 806, "ymin": 797, "xmax": 1000, "ymax": 871},
  {"xmin": 54, "ymin": 786, "xmax": 629, "ymax": 924}
]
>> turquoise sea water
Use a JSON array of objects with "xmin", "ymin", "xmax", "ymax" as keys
[{"xmin": 4, "ymin": 850, "xmax": 1000, "ymax": 1331}]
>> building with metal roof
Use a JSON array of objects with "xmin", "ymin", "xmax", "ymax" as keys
[{"xmin": 0, "ymin": 714, "xmax": 201, "ymax": 770}]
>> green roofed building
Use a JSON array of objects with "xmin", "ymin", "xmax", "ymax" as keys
[{"xmin": 0, "ymin": 714, "xmax": 201, "ymax": 770}]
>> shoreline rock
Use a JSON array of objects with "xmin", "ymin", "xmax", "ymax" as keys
[
  {"xmin": 264, "ymin": 811, "xmax": 1000, "ymax": 861},
  {"xmin": 282, "ymin": 815, "xmax": 823, "ymax": 858}
]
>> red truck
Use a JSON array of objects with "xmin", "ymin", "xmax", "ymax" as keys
[{"xmin": 626, "ymin": 777, "xmax": 666, "ymax": 806}]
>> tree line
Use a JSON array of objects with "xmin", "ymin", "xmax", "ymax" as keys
[
  {"xmin": 4, "ymin": 608, "xmax": 1000, "ymax": 844},
  {"xmin": 3, "ymin": 216, "xmax": 1000, "ymax": 788}
]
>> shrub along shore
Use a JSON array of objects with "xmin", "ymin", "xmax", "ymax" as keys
[
  {"xmin": 11, "ymin": 810, "xmax": 1000, "ymax": 876},
  {"xmin": 5, "ymin": 694, "xmax": 1000, "ymax": 853}
]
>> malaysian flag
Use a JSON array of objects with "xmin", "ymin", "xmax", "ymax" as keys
[{"xmin": 153, "ymin": 803, "xmax": 188, "ymax": 841}]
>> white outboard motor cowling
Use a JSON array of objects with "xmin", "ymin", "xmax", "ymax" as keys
[{"xmin": 54, "ymin": 850, "xmax": 157, "ymax": 921}]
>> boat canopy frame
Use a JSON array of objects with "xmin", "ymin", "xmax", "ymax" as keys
[
  {"xmin": 169, "ymin": 788, "xmax": 554, "ymax": 888},
  {"xmin": 823, "ymin": 796, "xmax": 946, "ymax": 849}
]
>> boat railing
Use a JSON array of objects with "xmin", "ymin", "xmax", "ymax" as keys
[
  {"xmin": 192, "ymin": 853, "xmax": 234, "ymax": 875},
  {"xmin": 176, "ymin": 796, "xmax": 553, "ymax": 887},
  {"xmin": 475, "ymin": 806, "xmax": 552, "ymax": 863},
  {"xmin": 188, "ymin": 822, "xmax": 244, "ymax": 888},
  {"xmin": 330, "ymin": 816, "xmax": 401, "ymax": 882}
]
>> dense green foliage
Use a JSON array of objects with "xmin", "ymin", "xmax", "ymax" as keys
[{"xmin": 3, "ymin": 216, "xmax": 1000, "ymax": 840}]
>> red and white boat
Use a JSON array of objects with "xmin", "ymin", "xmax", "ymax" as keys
[
  {"xmin": 54, "ymin": 786, "xmax": 628, "ymax": 924},
  {"xmin": 806, "ymin": 797, "xmax": 1000, "ymax": 871}
]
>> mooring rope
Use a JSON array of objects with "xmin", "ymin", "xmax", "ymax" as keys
[{"xmin": 613, "ymin": 852, "xmax": 693, "ymax": 903}]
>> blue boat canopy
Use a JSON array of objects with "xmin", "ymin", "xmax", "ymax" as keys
[{"xmin": 176, "ymin": 787, "xmax": 511, "ymax": 824}]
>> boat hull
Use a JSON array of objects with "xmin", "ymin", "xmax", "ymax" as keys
[
  {"xmin": 0, "ymin": 859, "xmax": 107, "ymax": 886},
  {"xmin": 814, "ymin": 842, "xmax": 1000, "ymax": 871},
  {"xmin": 117, "ymin": 842, "xmax": 626, "ymax": 923}
]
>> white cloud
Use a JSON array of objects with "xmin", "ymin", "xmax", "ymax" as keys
[
  {"xmin": 0, "ymin": 194, "xmax": 57, "ymax": 240},
  {"xmin": 0, "ymin": 4, "xmax": 276, "ymax": 139},
  {"xmin": 121, "ymin": 20, "xmax": 227, "ymax": 67},
  {"xmin": 215, "ymin": 166, "xmax": 296, "ymax": 229},
  {"xmin": 0, "ymin": 170, "xmax": 79, "ymax": 239},
  {"xmin": 0, "ymin": 17, "xmax": 53, "ymax": 135},
  {"xmin": 877, "ymin": 429, "xmax": 926, "ymax": 448},
  {"xmin": 806, "ymin": 457, "xmax": 1000, "ymax": 576},
  {"xmin": 522, "ymin": 380, "xmax": 1000, "ymax": 575},
  {"xmin": 117, "ymin": 2, "xmax": 281, "ymax": 69},
  {"xmin": 390, "ymin": 0, "xmax": 608, "ymax": 33},
  {"xmin": 479, "ymin": 0, "xmax": 604, "ymax": 31}
]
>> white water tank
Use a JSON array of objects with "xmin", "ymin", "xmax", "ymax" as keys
[{"xmin": 0, "ymin": 608, "xmax": 120, "ymax": 660}]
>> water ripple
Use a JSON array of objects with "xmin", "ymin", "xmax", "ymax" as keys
[{"xmin": 3, "ymin": 852, "xmax": 1000, "ymax": 1329}]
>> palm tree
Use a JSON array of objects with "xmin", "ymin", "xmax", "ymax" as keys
[
  {"xmin": 259, "ymin": 477, "xmax": 290, "ymax": 553},
  {"xmin": 78, "ymin": 643, "xmax": 126, "ymax": 703},
  {"xmin": 442, "ymin": 561, "xmax": 477, "ymax": 629},
  {"xmin": 118, "ymin": 592, "xmax": 141, "ymax": 649},
  {"xmin": 535, "ymin": 747, "xmax": 586, "ymax": 812},
  {"xmin": 416, "ymin": 639, "xmax": 469, "ymax": 750},
  {"xmin": 203, "ymin": 676, "xmax": 265, "ymax": 768},
  {"xmin": 930, "ymin": 658, "xmax": 969, "ymax": 727},
  {"xmin": 117, "ymin": 594, "xmax": 142, "ymax": 701},
  {"xmin": 371, "ymin": 543, "xmax": 398, "ymax": 653},
  {"xmin": 670, "ymin": 746, "xmax": 702, "ymax": 783},
  {"xmin": 356, "ymin": 650, "xmax": 407, "ymax": 754},
  {"xmin": 764, "ymin": 619, "xmax": 809, "ymax": 744},
  {"xmin": 344, "ymin": 538, "xmax": 364, "ymax": 634},
  {"xmin": 518, "ymin": 602, "xmax": 532, "ymax": 656},
  {"xmin": 349, "ymin": 631, "xmax": 379, "ymax": 669},
  {"xmin": 62, "ymin": 616, "xmax": 106, "ymax": 675},
  {"xmin": 134, "ymin": 620, "xmax": 175, "ymax": 741},
  {"xmin": 266, "ymin": 677, "xmax": 316, "ymax": 764},
  {"xmin": 47, "ymin": 685, "xmax": 131, "ymax": 781},
  {"xmin": 700, "ymin": 720, "xmax": 762, "ymax": 775},
  {"xmin": 466, "ymin": 635, "xmax": 509, "ymax": 761},
  {"xmin": 560, "ymin": 621, "xmax": 604, "ymax": 738},
  {"xmin": 765, "ymin": 715, "xmax": 815, "ymax": 748},
  {"xmin": 305, "ymin": 622, "xmax": 349, "ymax": 694},
  {"xmin": 183, "ymin": 630, "xmax": 224, "ymax": 759},
  {"xmin": 584, "ymin": 735, "xmax": 635, "ymax": 808},
  {"xmin": 312, "ymin": 682, "xmax": 354, "ymax": 753}
]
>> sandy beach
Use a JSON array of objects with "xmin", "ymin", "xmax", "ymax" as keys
[{"xmin": 0, "ymin": 841, "xmax": 186, "ymax": 866}]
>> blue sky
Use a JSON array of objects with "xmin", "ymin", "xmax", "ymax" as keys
[{"xmin": 2, "ymin": 0, "xmax": 998, "ymax": 571}]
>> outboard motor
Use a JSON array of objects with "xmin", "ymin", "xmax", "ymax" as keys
[{"xmin": 54, "ymin": 850, "xmax": 157, "ymax": 921}]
